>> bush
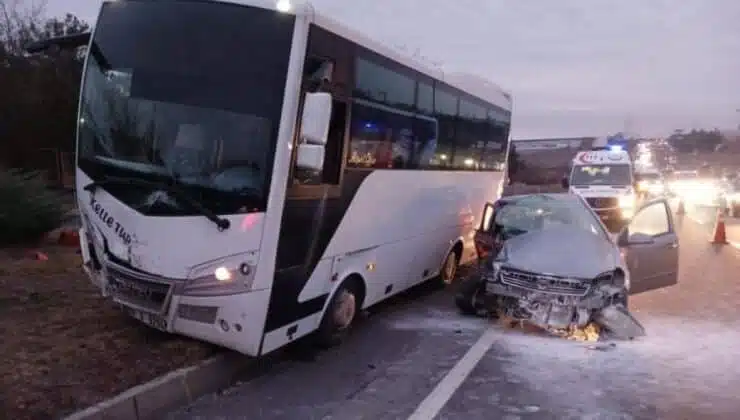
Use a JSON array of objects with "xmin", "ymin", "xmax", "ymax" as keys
[{"xmin": 0, "ymin": 168, "xmax": 65, "ymax": 245}]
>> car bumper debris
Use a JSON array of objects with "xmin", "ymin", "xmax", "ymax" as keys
[
  {"xmin": 497, "ymin": 311, "xmax": 602, "ymax": 342},
  {"xmin": 479, "ymin": 266, "xmax": 645, "ymax": 340}
]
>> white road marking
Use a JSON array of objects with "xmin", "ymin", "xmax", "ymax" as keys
[{"xmin": 407, "ymin": 325, "xmax": 499, "ymax": 420}]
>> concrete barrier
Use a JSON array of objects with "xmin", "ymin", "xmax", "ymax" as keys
[{"xmin": 62, "ymin": 353, "xmax": 259, "ymax": 420}]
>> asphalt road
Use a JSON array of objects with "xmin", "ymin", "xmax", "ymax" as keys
[
  {"xmin": 167, "ymin": 211, "xmax": 740, "ymax": 420},
  {"xmin": 681, "ymin": 201, "xmax": 740, "ymax": 249}
]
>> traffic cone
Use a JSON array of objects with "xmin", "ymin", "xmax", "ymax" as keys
[
  {"xmin": 711, "ymin": 207, "xmax": 728, "ymax": 245},
  {"xmin": 676, "ymin": 199, "xmax": 685, "ymax": 215}
]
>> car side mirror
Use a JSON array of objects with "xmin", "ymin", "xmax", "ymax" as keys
[
  {"xmin": 561, "ymin": 176, "xmax": 569, "ymax": 189},
  {"xmin": 617, "ymin": 230, "xmax": 654, "ymax": 246},
  {"xmin": 295, "ymin": 92, "xmax": 332, "ymax": 172}
]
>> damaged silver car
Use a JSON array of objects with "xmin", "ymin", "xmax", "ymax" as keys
[{"xmin": 455, "ymin": 193, "xmax": 679, "ymax": 339}]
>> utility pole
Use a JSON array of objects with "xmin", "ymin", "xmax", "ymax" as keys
[{"xmin": 623, "ymin": 115, "xmax": 630, "ymax": 136}]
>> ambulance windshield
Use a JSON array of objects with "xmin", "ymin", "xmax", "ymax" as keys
[{"xmin": 570, "ymin": 164, "xmax": 632, "ymax": 186}]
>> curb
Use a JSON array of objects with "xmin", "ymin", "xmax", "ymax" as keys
[{"xmin": 62, "ymin": 352, "xmax": 254, "ymax": 420}]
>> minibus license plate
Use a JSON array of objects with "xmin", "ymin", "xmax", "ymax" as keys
[{"xmin": 125, "ymin": 307, "xmax": 167, "ymax": 331}]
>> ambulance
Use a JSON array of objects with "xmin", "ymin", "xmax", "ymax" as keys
[{"xmin": 562, "ymin": 149, "xmax": 636, "ymax": 229}]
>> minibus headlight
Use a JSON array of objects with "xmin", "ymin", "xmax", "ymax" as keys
[{"xmin": 183, "ymin": 253, "xmax": 258, "ymax": 297}]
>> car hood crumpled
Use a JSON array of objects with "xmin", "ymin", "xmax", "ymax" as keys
[{"xmin": 501, "ymin": 225, "xmax": 617, "ymax": 279}]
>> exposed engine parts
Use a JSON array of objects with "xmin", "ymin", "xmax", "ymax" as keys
[{"xmin": 457, "ymin": 270, "xmax": 645, "ymax": 341}]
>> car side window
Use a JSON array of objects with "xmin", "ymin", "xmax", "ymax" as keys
[{"xmin": 628, "ymin": 201, "xmax": 670, "ymax": 236}]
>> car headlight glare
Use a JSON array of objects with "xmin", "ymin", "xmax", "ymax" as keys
[{"xmin": 618, "ymin": 194, "xmax": 636, "ymax": 208}]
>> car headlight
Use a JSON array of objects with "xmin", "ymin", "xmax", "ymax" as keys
[
  {"xmin": 647, "ymin": 182, "xmax": 664, "ymax": 192},
  {"xmin": 618, "ymin": 194, "xmax": 636, "ymax": 208},
  {"xmin": 636, "ymin": 181, "xmax": 649, "ymax": 192},
  {"xmin": 183, "ymin": 252, "xmax": 258, "ymax": 296},
  {"xmin": 618, "ymin": 194, "xmax": 636, "ymax": 218}
]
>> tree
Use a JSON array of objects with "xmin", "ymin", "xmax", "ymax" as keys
[
  {"xmin": 0, "ymin": 0, "xmax": 89, "ymax": 173},
  {"xmin": 666, "ymin": 128, "xmax": 725, "ymax": 154},
  {"xmin": 0, "ymin": 0, "xmax": 46, "ymax": 54}
]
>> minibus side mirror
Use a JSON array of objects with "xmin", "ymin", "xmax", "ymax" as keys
[{"xmin": 295, "ymin": 92, "xmax": 332, "ymax": 172}]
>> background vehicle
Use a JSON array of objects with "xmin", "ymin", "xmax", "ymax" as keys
[
  {"xmin": 666, "ymin": 170, "xmax": 699, "ymax": 197},
  {"xmin": 634, "ymin": 169, "xmax": 666, "ymax": 198},
  {"xmin": 29, "ymin": 0, "xmax": 512, "ymax": 356},
  {"xmin": 562, "ymin": 149, "xmax": 636, "ymax": 231},
  {"xmin": 456, "ymin": 193, "xmax": 679, "ymax": 338},
  {"xmin": 719, "ymin": 179, "xmax": 740, "ymax": 217},
  {"xmin": 667, "ymin": 170, "xmax": 731, "ymax": 206}
]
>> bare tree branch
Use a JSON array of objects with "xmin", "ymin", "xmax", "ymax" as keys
[{"xmin": 0, "ymin": 0, "xmax": 47, "ymax": 53}]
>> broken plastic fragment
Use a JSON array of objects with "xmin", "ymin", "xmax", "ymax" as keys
[
  {"xmin": 587, "ymin": 343, "xmax": 617, "ymax": 351},
  {"xmin": 593, "ymin": 304, "xmax": 646, "ymax": 340}
]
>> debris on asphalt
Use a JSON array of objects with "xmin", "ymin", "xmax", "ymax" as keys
[
  {"xmin": 496, "ymin": 312, "xmax": 601, "ymax": 342},
  {"xmin": 586, "ymin": 343, "xmax": 617, "ymax": 352},
  {"xmin": 493, "ymin": 301, "xmax": 649, "ymax": 343},
  {"xmin": 592, "ymin": 304, "xmax": 646, "ymax": 340},
  {"xmin": 554, "ymin": 322, "xmax": 601, "ymax": 342}
]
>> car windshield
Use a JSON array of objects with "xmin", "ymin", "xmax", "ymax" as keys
[
  {"xmin": 570, "ymin": 164, "xmax": 633, "ymax": 186},
  {"xmin": 76, "ymin": 0, "xmax": 295, "ymax": 215},
  {"xmin": 492, "ymin": 195, "xmax": 606, "ymax": 241}
]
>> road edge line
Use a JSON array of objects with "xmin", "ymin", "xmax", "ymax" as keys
[
  {"xmin": 407, "ymin": 325, "xmax": 499, "ymax": 420},
  {"xmin": 681, "ymin": 212, "xmax": 740, "ymax": 251},
  {"xmin": 62, "ymin": 352, "xmax": 253, "ymax": 420}
]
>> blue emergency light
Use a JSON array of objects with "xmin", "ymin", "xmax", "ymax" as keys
[{"xmin": 609, "ymin": 145, "xmax": 623, "ymax": 152}]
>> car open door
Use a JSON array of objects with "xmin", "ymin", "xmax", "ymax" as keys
[
  {"xmin": 617, "ymin": 198, "xmax": 679, "ymax": 294},
  {"xmin": 473, "ymin": 202, "xmax": 496, "ymax": 260}
]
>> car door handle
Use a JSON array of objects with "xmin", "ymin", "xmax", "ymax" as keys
[{"xmin": 666, "ymin": 242, "xmax": 678, "ymax": 248}]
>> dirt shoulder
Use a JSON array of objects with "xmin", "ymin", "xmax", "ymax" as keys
[{"xmin": 0, "ymin": 246, "xmax": 222, "ymax": 419}]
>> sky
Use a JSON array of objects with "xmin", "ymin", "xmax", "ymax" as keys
[{"xmin": 45, "ymin": 0, "xmax": 740, "ymax": 139}]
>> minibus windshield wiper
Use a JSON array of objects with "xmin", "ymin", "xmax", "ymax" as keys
[{"xmin": 83, "ymin": 176, "xmax": 231, "ymax": 231}]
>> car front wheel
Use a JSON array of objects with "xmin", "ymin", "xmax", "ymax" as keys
[{"xmin": 455, "ymin": 273, "xmax": 485, "ymax": 316}]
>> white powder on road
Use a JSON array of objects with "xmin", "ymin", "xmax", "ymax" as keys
[
  {"xmin": 494, "ymin": 315, "xmax": 740, "ymax": 418},
  {"xmin": 390, "ymin": 308, "xmax": 740, "ymax": 418},
  {"xmin": 387, "ymin": 307, "xmax": 488, "ymax": 334}
]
